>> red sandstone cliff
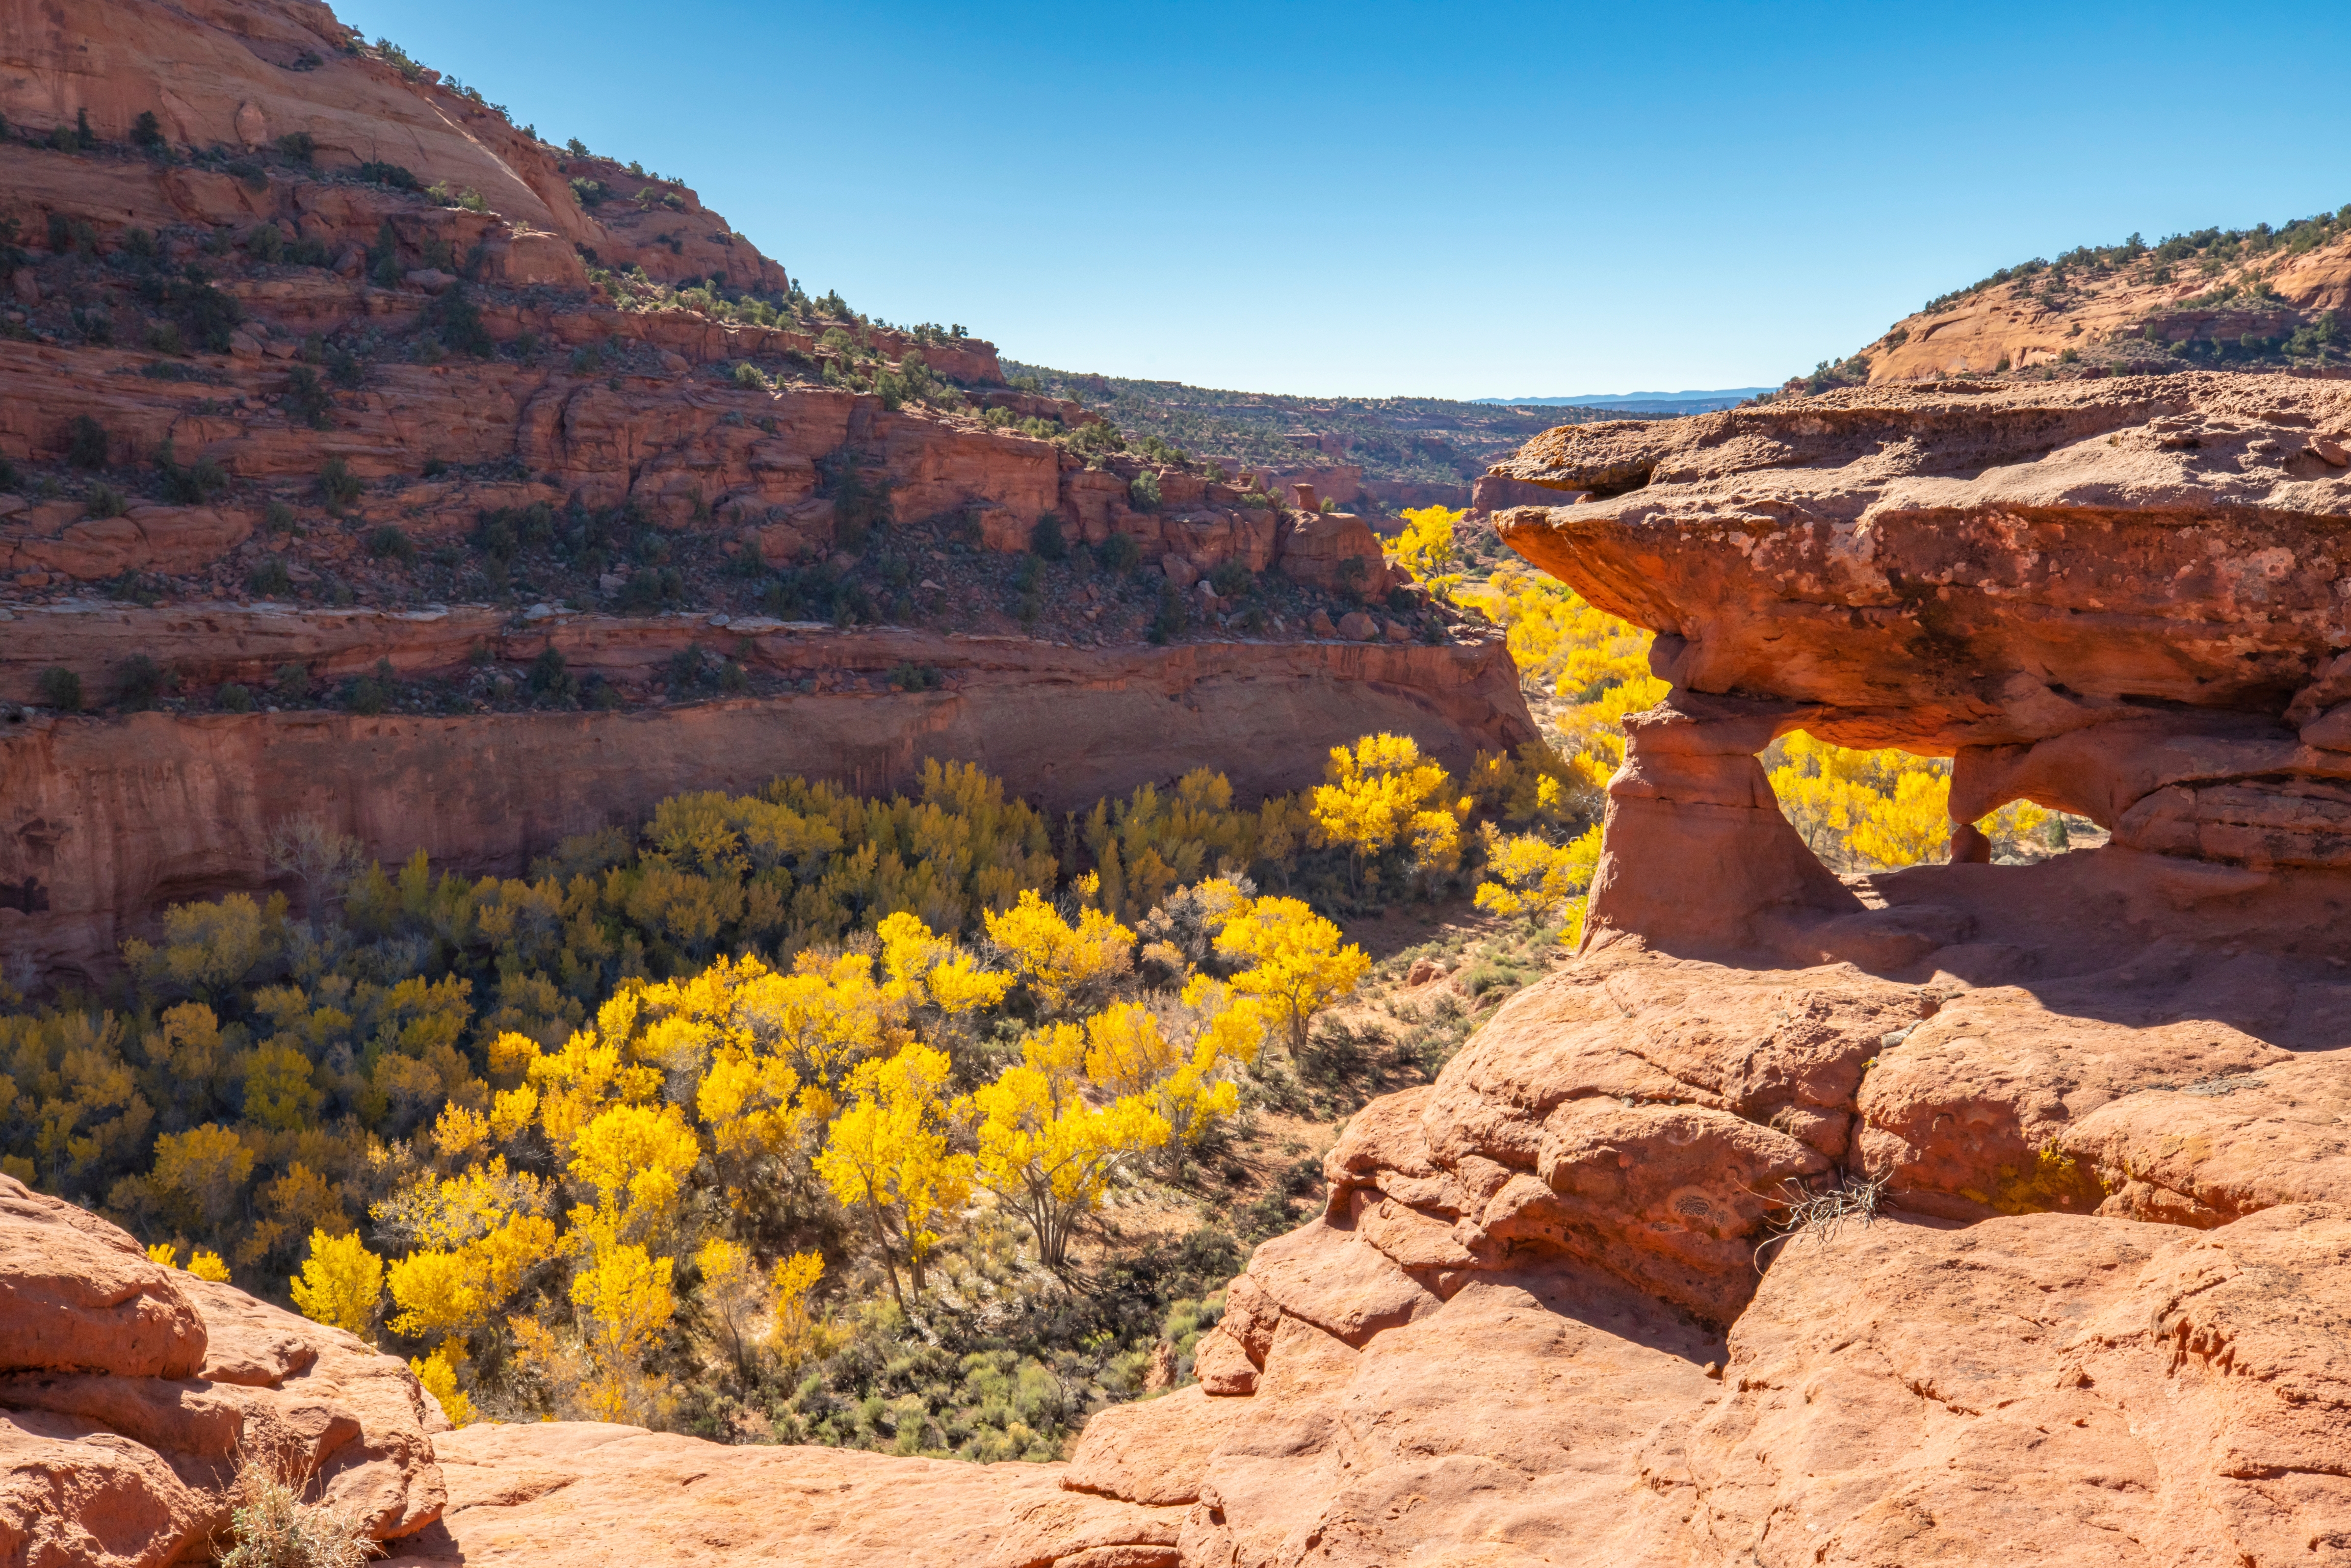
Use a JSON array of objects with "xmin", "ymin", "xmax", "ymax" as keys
[{"xmin": 0, "ymin": 615, "xmax": 1531, "ymax": 979}]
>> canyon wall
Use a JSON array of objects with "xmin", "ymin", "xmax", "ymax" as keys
[{"xmin": 0, "ymin": 619, "xmax": 1532, "ymax": 979}]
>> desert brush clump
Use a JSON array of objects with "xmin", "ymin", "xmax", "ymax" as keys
[{"xmin": 216, "ymin": 1444, "xmax": 374, "ymax": 1568}]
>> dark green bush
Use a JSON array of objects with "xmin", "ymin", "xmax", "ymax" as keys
[
  {"xmin": 246, "ymin": 223, "xmax": 284, "ymax": 264},
  {"xmin": 423, "ymin": 284, "xmax": 495, "ymax": 358},
  {"xmin": 36, "ymin": 668, "xmax": 82, "ymax": 712},
  {"xmin": 215, "ymin": 682, "xmax": 254, "ymax": 713},
  {"xmin": 283, "ymin": 367, "xmax": 333, "ymax": 430},
  {"xmin": 529, "ymin": 646, "xmax": 577, "ymax": 702},
  {"xmin": 1030, "ymin": 513, "xmax": 1066, "ymax": 560},
  {"xmin": 130, "ymin": 111, "xmax": 164, "ymax": 149},
  {"xmin": 1128, "ymin": 471, "xmax": 1162, "ymax": 511},
  {"xmin": 344, "ymin": 658, "xmax": 397, "ymax": 715},
  {"xmin": 1150, "ymin": 583, "xmax": 1187, "ymax": 644},
  {"xmin": 886, "ymin": 662, "xmax": 945, "ymax": 692},
  {"xmin": 84, "ymin": 483, "xmax": 126, "ymax": 519},
  {"xmin": 1212, "ymin": 558, "xmax": 1253, "ymax": 598},
  {"xmin": 1096, "ymin": 533, "xmax": 1140, "ymax": 574},
  {"xmin": 115, "ymin": 655, "xmax": 169, "ymax": 711},
  {"xmin": 365, "ymin": 526, "xmax": 414, "ymax": 563},
  {"xmin": 248, "ymin": 556, "xmax": 294, "ymax": 596},
  {"xmin": 357, "ymin": 160, "xmax": 418, "ymax": 190},
  {"xmin": 274, "ymin": 662, "xmax": 312, "ymax": 703},
  {"xmin": 319, "ymin": 458, "xmax": 363, "ymax": 507},
  {"xmin": 66, "ymin": 415, "xmax": 109, "ymax": 471}
]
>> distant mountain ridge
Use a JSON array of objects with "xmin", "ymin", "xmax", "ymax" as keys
[{"xmin": 1477, "ymin": 388, "xmax": 1774, "ymax": 414}]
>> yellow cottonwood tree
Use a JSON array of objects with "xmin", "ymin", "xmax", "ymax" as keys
[
  {"xmin": 769, "ymin": 1249, "xmax": 826, "ymax": 1374},
  {"xmin": 1476, "ymin": 823, "xmax": 1605, "ymax": 943},
  {"xmin": 983, "ymin": 886, "xmax": 1136, "ymax": 1014},
  {"xmin": 566, "ymin": 1101, "xmax": 700, "ymax": 1245},
  {"xmin": 1386, "ymin": 504, "xmax": 1461, "ymax": 583},
  {"xmin": 411, "ymin": 1345, "xmax": 476, "ymax": 1426},
  {"xmin": 1216, "ymin": 896, "xmax": 1370, "ymax": 1055},
  {"xmin": 877, "ymin": 911, "xmax": 1013, "ymax": 1014},
  {"xmin": 812, "ymin": 1044, "xmax": 969, "ymax": 1308},
  {"xmin": 567, "ymin": 1242, "xmax": 676, "ymax": 1423},
  {"xmin": 1308, "ymin": 734, "xmax": 1466, "ymax": 890},
  {"xmin": 290, "ymin": 1228, "xmax": 384, "ymax": 1340},
  {"xmin": 971, "ymin": 1035, "xmax": 1169, "ymax": 1271}
]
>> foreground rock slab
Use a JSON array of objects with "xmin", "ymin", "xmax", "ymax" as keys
[
  {"xmin": 1691, "ymin": 1205, "xmax": 2351, "ymax": 1567},
  {"xmin": 380, "ymin": 1423, "xmax": 1083, "ymax": 1567}
]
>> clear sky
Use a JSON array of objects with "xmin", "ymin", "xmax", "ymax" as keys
[{"xmin": 331, "ymin": 1, "xmax": 2351, "ymax": 401}]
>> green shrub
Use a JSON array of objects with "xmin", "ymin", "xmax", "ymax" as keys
[
  {"xmin": 529, "ymin": 646, "xmax": 577, "ymax": 702},
  {"xmin": 84, "ymin": 483, "xmax": 126, "ymax": 519},
  {"xmin": 115, "ymin": 655, "xmax": 169, "ymax": 711},
  {"xmin": 264, "ymin": 500, "xmax": 297, "ymax": 534},
  {"xmin": 1150, "ymin": 583, "xmax": 1186, "ymax": 644},
  {"xmin": 733, "ymin": 361, "xmax": 765, "ymax": 389},
  {"xmin": 365, "ymin": 526, "xmax": 414, "ymax": 563},
  {"xmin": 1030, "ymin": 513, "xmax": 1067, "ymax": 560},
  {"xmin": 216, "ymin": 683, "xmax": 254, "ymax": 713},
  {"xmin": 130, "ymin": 111, "xmax": 164, "ymax": 149},
  {"xmin": 274, "ymin": 663, "xmax": 312, "ymax": 702},
  {"xmin": 246, "ymin": 223, "xmax": 284, "ymax": 264},
  {"xmin": 343, "ymin": 659, "xmax": 397, "ymax": 715},
  {"xmin": 147, "ymin": 321, "xmax": 186, "ymax": 356},
  {"xmin": 319, "ymin": 458, "xmax": 363, "ymax": 507},
  {"xmin": 248, "ymin": 556, "xmax": 294, "ymax": 596},
  {"xmin": 66, "ymin": 415, "xmax": 109, "ymax": 471},
  {"xmin": 1128, "ymin": 471, "xmax": 1162, "ymax": 511},
  {"xmin": 886, "ymin": 662, "xmax": 945, "ymax": 692},
  {"xmin": 1096, "ymin": 533, "xmax": 1139, "ymax": 574},
  {"xmin": 36, "ymin": 668, "xmax": 82, "ymax": 712},
  {"xmin": 1210, "ymin": 558, "xmax": 1252, "ymax": 598},
  {"xmin": 154, "ymin": 441, "xmax": 229, "ymax": 503},
  {"xmin": 274, "ymin": 132, "xmax": 315, "ymax": 166},
  {"xmin": 284, "ymin": 367, "xmax": 333, "ymax": 430}
]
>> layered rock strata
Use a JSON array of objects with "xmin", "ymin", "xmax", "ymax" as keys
[{"xmin": 0, "ymin": 0, "xmax": 1388, "ymax": 598}]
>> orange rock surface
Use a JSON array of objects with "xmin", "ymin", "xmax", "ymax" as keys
[{"xmin": 0, "ymin": 1175, "xmax": 444, "ymax": 1567}]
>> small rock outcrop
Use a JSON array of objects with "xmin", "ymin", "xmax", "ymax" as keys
[{"xmin": 0, "ymin": 1175, "xmax": 444, "ymax": 1567}]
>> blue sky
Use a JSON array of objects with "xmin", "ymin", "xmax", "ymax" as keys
[{"xmin": 333, "ymin": 2, "xmax": 2351, "ymax": 400}]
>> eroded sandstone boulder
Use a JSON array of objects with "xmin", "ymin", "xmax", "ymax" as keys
[{"xmin": 0, "ymin": 1175, "xmax": 443, "ymax": 1567}]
